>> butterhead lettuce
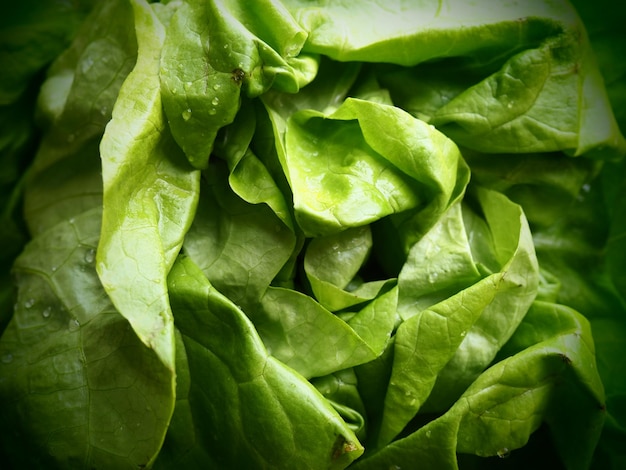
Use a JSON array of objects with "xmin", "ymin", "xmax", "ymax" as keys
[{"xmin": 0, "ymin": 0, "xmax": 625, "ymax": 468}]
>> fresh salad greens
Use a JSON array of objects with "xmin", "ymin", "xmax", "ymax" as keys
[{"xmin": 1, "ymin": 0, "xmax": 625, "ymax": 468}]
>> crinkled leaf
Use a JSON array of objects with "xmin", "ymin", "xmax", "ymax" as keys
[
  {"xmin": 214, "ymin": 98, "xmax": 295, "ymax": 228},
  {"xmin": 284, "ymin": 97, "xmax": 463, "ymax": 236},
  {"xmin": 287, "ymin": 0, "xmax": 626, "ymax": 159},
  {"xmin": 354, "ymin": 300, "xmax": 604, "ymax": 469},
  {"xmin": 304, "ymin": 225, "xmax": 393, "ymax": 311},
  {"xmin": 160, "ymin": 0, "xmax": 318, "ymax": 169},
  {"xmin": 378, "ymin": 188, "xmax": 538, "ymax": 445},
  {"xmin": 97, "ymin": 0, "xmax": 200, "ymax": 370}
]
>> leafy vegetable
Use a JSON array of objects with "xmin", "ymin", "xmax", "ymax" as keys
[{"xmin": 1, "ymin": 0, "xmax": 625, "ymax": 468}]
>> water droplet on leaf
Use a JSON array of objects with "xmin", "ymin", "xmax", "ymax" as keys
[
  {"xmin": 42, "ymin": 307, "xmax": 52, "ymax": 318},
  {"xmin": 24, "ymin": 299, "xmax": 35, "ymax": 309},
  {"xmin": 68, "ymin": 319, "xmax": 80, "ymax": 332},
  {"xmin": 182, "ymin": 109, "xmax": 192, "ymax": 121},
  {"xmin": 208, "ymin": 108, "xmax": 217, "ymax": 115},
  {"xmin": 84, "ymin": 248, "xmax": 96, "ymax": 264},
  {"xmin": 211, "ymin": 97, "xmax": 219, "ymax": 106},
  {"xmin": 497, "ymin": 448, "xmax": 510, "ymax": 459}
]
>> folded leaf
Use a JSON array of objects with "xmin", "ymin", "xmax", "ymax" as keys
[
  {"xmin": 160, "ymin": 0, "xmax": 318, "ymax": 169},
  {"xmin": 285, "ymin": 98, "xmax": 464, "ymax": 236},
  {"xmin": 162, "ymin": 254, "xmax": 363, "ymax": 468},
  {"xmin": 0, "ymin": 208, "xmax": 173, "ymax": 468},
  {"xmin": 378, "ymin": 188, "xmax": 538, "ymax": 445},
  {"xmin": 97, "ymin": 0, "xmax": 200, "ymax": 371},
  {"xmin": 353, "ymin": 301, "xmax": 605, "ymax": 469}
]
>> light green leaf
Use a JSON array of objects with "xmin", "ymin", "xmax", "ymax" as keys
[
  {"xmin": 97, "ymin": 0, "xmax": 200, "ymax": 371},
  {"xmin": 378, "ymin": 188, "xmax": 538, "ymax": 445},
  {"xmin": 353, "ymin": 301, "xmax": 604, "ymax": 469},
  {"xmin": 214, "ymin": 98, "xmax": 295, "ymax": 229},
  {"xmin": 286, "ymin": 0, "xmax": 625, "ymax": 159},
  {"xmin": 255, "ymin": 286, "xmax": 394, "ymax": 379},
  {"xmin": 160, "ymin": 0, "xmax": 318, "ymax": 169},
  {"xmin": 304, "ymin": 225, "xmax": 393, "ymax": 311},
  {"xmin": 284, "ymin": 98, "xmax": 463, "ymax": 236}
]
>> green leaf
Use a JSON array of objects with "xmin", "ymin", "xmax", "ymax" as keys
[
  {"xmin": 214, "ymin": 98, "xmax": 295, "ymax": 229},
  {"xmin": 254, "ymin": 286, "xmax": 395, "ymax": 379},
  {"xmin": 311, "ymin": 369, "xmax": 368, "ymax": 441},
  {"xmin": 0, "ymin": 208, "xmax": 173, "ymax": 468},
  {"xmin": 23, "ymin": 0, "xmax": 138, "ymax": 236},
  {"xmin": 163, "ymin": 254, "xmax": 363, "ymax": 469},
  {"xmin": 353, "ymin": 301, "xmax": 604, "ymax": 469},
  {"xmin": 377, "ymin": 188, "xmax": 538, "ymax": 445},
  {"xmin": 304, "ymin": 225, "xmax": 393, "ymax": 311},
  {"xmin": 97, "ymin": 0, "xmax": 200, "ymax": 371},
  {"xmin": 284, "ymin": 98, "xmax": 464, "ymax": 236},
  {"xmin": 183, "ymin": 159, "xmax": 296, "ymax": 311},
  {"xmin": 464, "ymin": 150, "xmax": 600, "ymax": 227},
  {"xmin": 287, "ymin": 0, "xmax": 626, "ymax": 159},
  {"xmin": 159, "ymin": 0, "xmax": 318, "ymax": 169},
  {"xmin": 0, "ymin": 0, "xmax": 94, "ymax": 105}
]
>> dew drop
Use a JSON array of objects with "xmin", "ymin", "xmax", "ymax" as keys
[
  {"xmin": 68, "ymin": 319, "xmax": 80, "ymax": 332},
  {"xmin": 211, "ymin": 97, "xmax": 220, "ymax": 106},
  {"xmin": 42, "ymin": 307, "xmax": 52, "ymax": 318},
  {"xmin": 171, "ymin": 88, "xmax": 177, "ymax": 95},
  {"xmin": 51, "ymin": 265, "xmax": 58, "ymax": 272},
  {"xmin": 507, "ymin": 101, "xmax": 514, "ymax": 109},
  {"xmin": 182, "ymin": 109, "xmax": 192, "ymax": 121},
  {"xmin": 1, "ymin": 353, "xmax": 13, "ymax": 364},
  {"xmin": 208, "ymin": 108, "xmax": 217, "ymax": 115},
  {"xmin": 213, "ymin": 84, "xmax": 221, "ymax": 91},
  {"xmin": 80, "ymin": 57, "xmax": 94, "ymax": 74},
  {"xmin": 425, "ymin": 430, "xmax": 432, "ymax": 438},
  {"xmin": 185, "ymin": 81, "xmax": 192, "ymax": 89},
  {"xmin": 24, "ymin": 298, "xmax": 35, "ymax": 309},
  {"xmin": 223, "ymin": 43, "xmax": 229, "ymax": 49},
  {"xmin": 84, "ymin": 248, "xmax": 96, "ymax": 264},
  {"xmin": 497, "ymin": 448, "xmax": 510, "ymax": 459}
]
